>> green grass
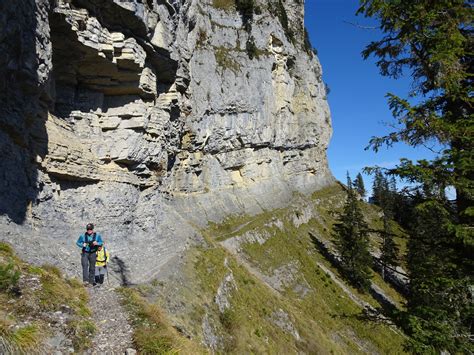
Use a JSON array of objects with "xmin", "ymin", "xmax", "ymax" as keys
[
  {"xmin": 119, "ymin": 183, "xmax": 408, "ymax": 353},
  {"xmin": 0, "ymin": 244, "xmax": 21, "ymax": 294},
  {"xmin": 118, "ymin": 287, "xmax": 204, "ymax": 354},
  {"xmin": 209, "ymin": 209, "xmax": 286, "ymax": 242},
  {"xmin": 0, "ymin": 262, "xmax": 20, "ymax": 292},
  {"xmin": 67, "ymin": 319, "xmax": 96, "ymax": 351},
  {"xmin": 37, "ymin": 265, "xmax": 90, "ymax": 315},
  {"xmin": 214, "ymin": 47, "xmax": 242, "ymax": 73},
  {"xmin": 191, "ymin": 243, "xmax": 304, "ymax": 353},
  {"xmin": 236, "ymin": 218, "xmax": 405, "ymax": 352},
  {"xmin": 0, "ymin": 323, "xmax": 43, "ymax": 351},
  {"xmin": 0, "ymin": 243, "xmax": 15, "ymax": 255},
  {"xmin": 0, "ymin": 242, "xmax": 93, "ymax": 352},
  {"xmin": 12, "ymin": 324, "xmax": 40, "ymax": 347},
  {"xmin": 180, "ymin": 183, "xmax": 408, "ymax": 353},
  {"xmin": 371, "ymin": 272, "xmax": 406, "ymax": 309}
]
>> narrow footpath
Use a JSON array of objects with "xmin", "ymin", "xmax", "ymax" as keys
[{"xmin": 86, "ymin": 285, "xmax": 136, "ymax": 354}]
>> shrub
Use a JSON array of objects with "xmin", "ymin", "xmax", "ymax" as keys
[
  {"xmin": 235, "ymin": 0, "xmax": 255, "ymax": 26},
  {"xmin": 133, "ymin": 328, "xmax": 175, "ymax": 354},
  {"xmin": 0, "ymin": 263, "xmax": 20, "ymax": 293},
  {"xmin": 212, "ymin": 0, "xmax": 255, "ymax": 29},
  {"xmin": 212, "ymin": 0, "xmax": 234, "ymax": 11},
  {"xmin": 38, "ymin": 269, "xmax": 89, "ymax": 315},
  {"xmin": 324, "ymin": 82, "xmax": 331, "ymax": 97},
  {"xmin": 11, "ymin": 324, "xmax": 42, "ymax": 350},
  {"xmin": 219, "ymin": 308, "xmax": 238, "ymax": 332},
  {"xmin": 214, "ymin": 47, "xmax": 241, "ymax": 72},
  {"xmin": 270, "ymin": 0, "xmax": 294, "ymax": 43},
  {"xmin": 196, "ymin": 28, "xmax": 207, "ymax": 47},
  {"xmin": 0, "ymin": 322, "xmax": 42, "ymax": 351},
  {"xmin": 246, "ymin": 36, "xmax": 258, "ymax": 59},
  {"xmin": 304, "ymin": 27, "xmax": 317, "ymax": 56},
  {"xmin": 41, "ymin": 264, "xmax": 62, "ymax": 277},
  {"xmin": 0, "ymin": 243, "xmax": 14, "ymax": 255}
]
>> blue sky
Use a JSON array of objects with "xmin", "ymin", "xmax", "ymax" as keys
[{"xmin": 304, "ymin": 0, "xmax": 437, "ymax": 192}]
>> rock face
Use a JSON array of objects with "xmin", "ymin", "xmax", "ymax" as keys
[{"xmin": 0, "ymin": 0, "xmax": 333, "ymax": 283}]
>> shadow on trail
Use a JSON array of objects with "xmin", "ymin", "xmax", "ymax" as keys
[{"xmin": 110, "ymin": 256, "xmax": 132, "ymax": 286}]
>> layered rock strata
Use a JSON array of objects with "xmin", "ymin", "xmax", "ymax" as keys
[{"xmin": 0, "ymin": 0, "xmax": 333, "ymax": 283}]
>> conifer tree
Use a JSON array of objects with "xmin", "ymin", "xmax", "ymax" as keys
[
  {"xmin": 382, "ymin": 178, "xmax": 399, "ymax": 275},
  {"xmin": 371, "ymin": 169, "xmax": 384, "ymax": 206},
  {"xmin": 358, "ymin": 0, "xmax": 473, "ymax": 351},
  {"xmin": 388, "ymin": 176, "xmax": 397, "ymax": 195},
  {"xmin": 391, "ymin": 188, "xmax": 415, "ymax": 230},
  {"xmin": 334, "ymin": 174, "xmax": 372, "ymax": 291},
  {"xmin": 379, "ymin": 213, "xmax": 399, "ymax": 280},
  {"xmin": 353, "ymin": 172, "xmax": 366, "ymax": 199},
  {"xmin": 379, "ymin": 173, "xmax": 392, "ymax": 211},
  {"xmin": 406, "ymin": 199, "xmax": 472, "ymax": 353},
  {"xmin": 371, "ymin": 170, "xmax": 394, "ymax": 211},
  {"xmin": 371, "ymin": 171, "xmax": 400, "ymax": 279}
]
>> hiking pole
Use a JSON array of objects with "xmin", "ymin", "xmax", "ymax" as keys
[{"xmin": 106, "ymin": 265, "xmax": 110, "ymax": 286}]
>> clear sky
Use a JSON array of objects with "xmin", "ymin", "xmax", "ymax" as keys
[{"xmin": 304, "ymin": 0, "xmax": 436, "ymax": 191}]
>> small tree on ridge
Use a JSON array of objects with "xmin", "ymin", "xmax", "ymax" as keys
[{"xmin": 334, "ymin": 173, "xmax": 373, "ymax": 291}]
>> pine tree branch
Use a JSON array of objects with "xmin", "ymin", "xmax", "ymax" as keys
[{"xmin": 343, "ymin": 20, "xmax": 379, "ymax": 30}]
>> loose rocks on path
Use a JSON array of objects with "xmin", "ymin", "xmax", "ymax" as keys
[{"xmin": 85, "ymin": 285, "xmax": 135, "ymax": 354}]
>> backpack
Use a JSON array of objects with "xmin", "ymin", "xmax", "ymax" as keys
[{"xmin": 83, "ymin": 233, "xmax": 98, "ymax": 253}]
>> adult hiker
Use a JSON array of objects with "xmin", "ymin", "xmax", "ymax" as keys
[
  {"xmin": 95, "ymin": 244, "xmax": 110, "ymax": 285},
  {"xmin": 76, "ymin": 223, "xmax": 103, "ymax": 286}
]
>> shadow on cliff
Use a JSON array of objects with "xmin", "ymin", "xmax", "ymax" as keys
[
  {"xmin": 0, "ymin": 0, "xmax": 49, "ymax": 224},
  {"xmin": 49, "ymin": 8, "xmax": 176, "ymax": 119},
  {"xmin": 0, "ymin": 0, "xmax": 178, "ymax": 224}
]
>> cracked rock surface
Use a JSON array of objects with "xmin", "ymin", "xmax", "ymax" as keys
[{"xmin": 0, "ymin": 0, "xmax": 334, "ymax": 286}]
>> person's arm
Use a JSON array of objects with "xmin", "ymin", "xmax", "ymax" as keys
[
  {"xmin": 76, "ymin": 235, "xmax": 85, "ymax": 248},
  {"xmin": 96, "ymin": 234, "xmax": 103, "ymax": 246}
]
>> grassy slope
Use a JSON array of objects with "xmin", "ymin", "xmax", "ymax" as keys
[
  {"xmin": 118, "ymin": 287, "xmax": 204, "ymax": 354},
  {"xmin": 0, "ymin": 243, "xmax": 94, "ymax": 352},
  {"xmin": 122, "ymin": 183, "xmax": 408, "ymax": 354}
]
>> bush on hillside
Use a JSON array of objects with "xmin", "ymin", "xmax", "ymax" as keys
[{"xmin": 0, "ymin": 262, "xmax": 20, "ymax": 293}]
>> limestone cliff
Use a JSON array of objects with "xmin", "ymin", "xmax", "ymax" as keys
[{"xmin": 0, "ymin": 0, "xmax": 333, "ymax": 282}]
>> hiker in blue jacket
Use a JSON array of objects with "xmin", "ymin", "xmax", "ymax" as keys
[{"xmin": 76, "ymin": 223, "xmax": 103, "ymax": 286}]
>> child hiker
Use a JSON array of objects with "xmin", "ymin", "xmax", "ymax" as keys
[{"xmin": 95, "ymin": 244, "xmax": 110, "ymax": 285}]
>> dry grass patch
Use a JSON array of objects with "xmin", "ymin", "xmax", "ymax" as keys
[
  {"xmin": 67, "ymin": 319, "xmax": 96, "ymax": 351},
  {"xmin": 212, "ymin": 0, "xmax": 235, "ymax": 11},
  {"xmin": 118, "ymin": 287, "xmax": 205, "ymax": 354}
]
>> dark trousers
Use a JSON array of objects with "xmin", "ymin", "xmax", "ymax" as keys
[
  {"xmin": 81, "ymin": 252, "xmax": 97, "ymax": 284},
  {"xmin": 95, "ymin": 274, "xmax": 105, "ymax": 284}
]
